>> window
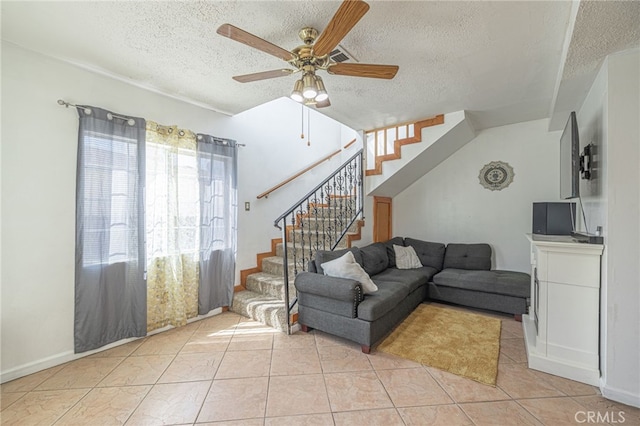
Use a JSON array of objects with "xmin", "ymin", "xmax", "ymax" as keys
[{"xmin": 80, "ymin": 131, "xmax": 141, "ymax": 266}]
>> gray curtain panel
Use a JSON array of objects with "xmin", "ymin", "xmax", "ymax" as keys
[
  {"xmin": 75, "ymin": 106, "xmax": 147, "ymax": 353},
  {"xmin": 196, "ymin": 135, "xmax": 237, "ymax": 314}
]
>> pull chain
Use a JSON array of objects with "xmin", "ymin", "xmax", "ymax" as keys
[
  {"xmin": 300, "ymin": 104, "xmax": 305, "ymax": 139},
  {"xmin": 307, "ymin": 108, "xmax": 311, "ymax": 147}
]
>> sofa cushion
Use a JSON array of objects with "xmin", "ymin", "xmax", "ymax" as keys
[
  {"xmin": 321, "ymin": 251, "xmax": 378, "ymax": 294},
  {"xmin": 372, "ymin": 266, "xmax": 435, "ymax": 293},
  {"xmin": 443, "ymin": 243, "xmax": 491, "ymax": 271},
  {"xmin": 315, "ymin": 247, "xmax": 362, "ymax": 274},
  {"xmin": 357, "ymin": 280, "xmax": 410, "ymax": 322},
  {"xmin": 394, "ymin": 245, "xmax": 422, "ymax": 269},
  {"xmin": 382, "ymin": 237, "xmax": 404, "ymax": 267},
  {"xmin": 432, "ymin": 269, "xmax": 530, "ymax": 298},
  {"xmin": 404, "ymin": 238, "xmax": 446, "ymax": 270},
  {"xmin": 359, "ymin": 243, "xmax": 389, "ymax": 276}
]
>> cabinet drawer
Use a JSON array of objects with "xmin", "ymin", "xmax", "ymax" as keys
[{"xmin": 547, "ymin": 252, "xmax": 600, "ymax": 287}]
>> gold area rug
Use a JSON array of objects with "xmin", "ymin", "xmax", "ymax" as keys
[{"xmin": 377, "ymin": 304, "xmax": 501, "ymax": 386}]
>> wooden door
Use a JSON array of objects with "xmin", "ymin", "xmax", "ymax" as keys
[{"xmin": 373, "ymin": 196, "xmax": 392, "ymax": 242}]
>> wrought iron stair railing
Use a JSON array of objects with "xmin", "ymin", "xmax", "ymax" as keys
[{"xmin": 274, "ymin": 149, "xmax": 364, "ymax": 334}]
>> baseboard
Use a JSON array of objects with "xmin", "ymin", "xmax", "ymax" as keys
[
  {"xmin": 0, "ymin": 307, "xmax": 224, "ymax": 384},
  {"xmin": 0, "ymin": 344, "xmax": 128, "ymax": 384},
  {"xmin": 600, "ymin": 379, "xmax": 640, "ymax": 408}
]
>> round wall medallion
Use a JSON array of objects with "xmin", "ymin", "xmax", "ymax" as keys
[{"xmin": 479, "ymin": 161, "xmax": 514, "ymax": 191}]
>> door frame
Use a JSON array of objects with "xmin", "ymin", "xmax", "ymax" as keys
[{"xmin": 373, "ymin": 196, "xmax": 392, "ymax": 242}]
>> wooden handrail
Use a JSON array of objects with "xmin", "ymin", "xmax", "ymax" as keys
[
  {"xmin": 343, "ymin": 138, "xmax": 357, "ymax": 150},
  {"xmin": 257, "ymin": 149, "xmax": 341, "ymax": 199}
]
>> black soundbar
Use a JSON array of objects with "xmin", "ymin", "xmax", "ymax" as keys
[{"xmin": 571, "ymin": 231, "xmax": 604, "ymax": 244}]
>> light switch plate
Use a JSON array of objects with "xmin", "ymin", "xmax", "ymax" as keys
[{"xmin": 244, "ymin": 202, "xmax": 250, "ymax": 211}]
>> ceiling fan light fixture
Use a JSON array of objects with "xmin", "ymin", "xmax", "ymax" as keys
[
  {"xmin": 315, "ymin": 76, "xmax": 329, "ymax": 102},
  {"xmin": 302, "ymin": 73, "xmax": 318, "ymax": 99},
  {"xmin": 290, "ymin": 79, "xmax": 304, "ymax": 102}
]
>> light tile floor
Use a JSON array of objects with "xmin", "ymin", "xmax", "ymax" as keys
[{"xmin": 2, "ymin": 305, "xmax": 639, "ymax": 425}]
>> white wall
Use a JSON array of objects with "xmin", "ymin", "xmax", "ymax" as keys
[
  {"xmin": 576, "ymin": 52, "xmax": 610, "ymax": 399},
  {"xmin": 393, "ymin": 119, "xmax": 561, "ymax": 272},
  {"xmin": 0, "ymin": 42, "xmax": 358, "ymax": 381},
  {"xmin": 578, "ymin": 49, "xmax": 640, "ymax": 407},
  {"xmin": 605, "ymin": 50, "xmax": 639, "ymax": 406},
  {"xmin": 0, "ymin": 42, "xmax": 233, "ymax": 380}
]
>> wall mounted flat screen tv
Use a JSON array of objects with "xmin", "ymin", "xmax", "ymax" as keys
[{"xmin": 560, "ymin": 111, "xmax": 580, "ymax": 199}]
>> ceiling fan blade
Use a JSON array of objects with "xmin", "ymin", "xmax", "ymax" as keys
[
  {"xmin": 217, "ymin": 24, "xmax": 294, "ymax": 62},
  {"xmin": 232, "ymin": 69, "xmax": 294, "ymax": 83},
  {"xmin": 328, "ymin": 63, "xmax": 399, "ymax": 79},
  {"xmin": 313, "ymin": 0, "xmax": 370, "ymax": 57}
]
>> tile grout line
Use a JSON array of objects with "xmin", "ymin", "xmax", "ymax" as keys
[
  {"xmin": 262, "ymin": 326, "xmax": 275, "ymax": 421},
  {"xmin": 42, "ymin": 353, "xmax": 130, "ymax": 425},
  {"xmin": 192, "ymin": 316, "xmax": 240, "ymax": 424},
  {"xmin": 313, "ymin": 330, "xmax": 338, "ymax": 426},
  {"xmin": 512, "ymin": 398, "xmax": 549, "ymax": 425},
  {"xmin": 120, "ymin": 318, "xmax": 216, "ymax": 425},
  {"xmin": 119, "ymin": 339, "xmax": 182, "ymax": 425},
  {"xmin": 367, "ymin": 353, "xmax": 408, "ymax": 424},
  {"xmin": 420, "ymin": 361, "xmax": 477, "ymax": 425}
]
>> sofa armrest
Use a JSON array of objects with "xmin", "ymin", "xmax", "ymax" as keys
[{"xmin": 295, "ymin": 272, "xmax": 363, "ymax": 303}]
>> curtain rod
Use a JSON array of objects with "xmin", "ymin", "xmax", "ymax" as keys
[
  {"xmin": 58, "ymin": 99, "xmax": 136, "ymax": 124},
  {"xmin": 57, "ymin": 99, "xmax": 245, "ymax": 147}
]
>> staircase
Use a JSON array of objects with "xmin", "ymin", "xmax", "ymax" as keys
[
  {"xmin": 231, "ymin": 113, "xmax": 477, "ymax": 332},
  {"xmin": 232, "ymin": 150, "xmax": 365, "ymax": 332},
  {"xmin": 231, "ymin": 205, "xmax": 364, "ymax": 332}
]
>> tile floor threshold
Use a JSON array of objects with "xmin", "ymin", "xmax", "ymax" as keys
[{"xmin": 1, "ymin": 303, "xmax": 638, "ymax": 425}]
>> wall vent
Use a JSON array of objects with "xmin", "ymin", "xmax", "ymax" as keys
[{"xmin": 329, "ymin": 44, "xmax": 358, "ymax": 63}]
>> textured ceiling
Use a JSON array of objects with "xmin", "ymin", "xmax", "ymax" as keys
[
  {"xmin": 1, "ymin": 1, "xmax": 636, "ymax": 132},
  {"xmin": 549, "ymin": 0, "xmax": 640, "ymax": 129}
]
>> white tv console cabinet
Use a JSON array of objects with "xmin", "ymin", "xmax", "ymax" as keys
[{"xmin": 523, "ymin": 234, "xmax": 604, "ymax": 386}]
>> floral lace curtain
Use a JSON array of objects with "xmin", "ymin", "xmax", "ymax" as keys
[{"xmin": 145, "ymin": 122, "xmax": 199, "ymax": 331}]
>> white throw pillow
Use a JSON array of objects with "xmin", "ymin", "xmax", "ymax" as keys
[
  {"xmin": 394, "ymin": 244, "xmax": 423, "ymax": 269},
  {"xmin": 321, "ymin": 251, "xmax": 378, "ymax": 294}
]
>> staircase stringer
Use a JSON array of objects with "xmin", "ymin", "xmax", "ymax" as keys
[
  {"xmin": 365, "ymin": 114, "xmax": 445, "ymax": 176},
  {"xmin": 237, "ymin": 238, "xmax": 282, "ymax": 290}
]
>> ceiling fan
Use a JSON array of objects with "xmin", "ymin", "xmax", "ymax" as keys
[{"xmin": 217, "ymin": 0, "xmax": 399, "ymax": 108}]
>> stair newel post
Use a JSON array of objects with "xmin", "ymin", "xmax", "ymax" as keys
[
  {"xmin": 319, "ymin": 185, "xmax": 327, "ymax": 251},
  {"xmin": 336, "ymin": 176, "xmax": 340, "ymax": 250},
  {"xmin": 294, "ymin": 205, "xmax": 309, "ymax": 274},
  {"xmin": 358, "ymin": 150, "xmax": 364, "ymax": 221},
  {"xmin": 281, "ymin": 213, "xmax": 291, "ymax": 334},
  {"xmin": 361, "ymin": 151, "xmax": 364, "ymax": 218},
  {"xmin": 346, "ymin": 161, "xmax": 354, "ymax": 222},
  {"xmin": 323, "ymin": 182, "xmax": 332, "ymax": 250},
  {"xmin": 305, "ymin": 199, "xmax": 313, "ymax": 271},
  {"xmin": 334, "ymin": 173, "xmax": 345, "ymax": 249},
  {"xmin": 312, "ymin": 190, "xmax": 320, "ymax": 259}
]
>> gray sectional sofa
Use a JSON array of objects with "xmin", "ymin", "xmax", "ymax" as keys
[{"xmin": 294, "ymin": 237, "xmax": 530, "ymax": 353}]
